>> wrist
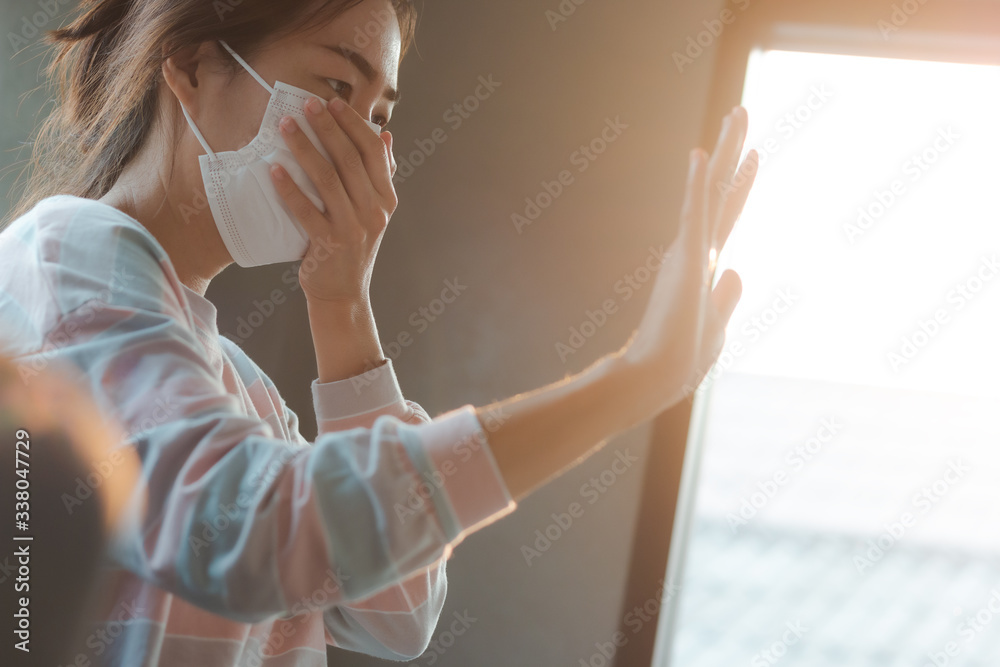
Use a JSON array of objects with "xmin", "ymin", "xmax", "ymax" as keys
[
  {"xmin": 306, "ymin": 295, "xmax": 384, "ymax": 384},
  {"xmin": 305, "ymin": 294, "xmax": 378, "ymax": 339},
  {"xmin": 305, "ymin": 292, "xmax": 371, "ymax": 316},
  {"xmin": 484, "ymin": 350, "xmax": 650, "ymax": 502}
]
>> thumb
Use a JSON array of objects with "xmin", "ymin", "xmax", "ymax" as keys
[{"xmin": 711, "ymin": 269, "xmax": 742, "ymax": 327}]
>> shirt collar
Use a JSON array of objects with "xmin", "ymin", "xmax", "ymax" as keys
[{"xmin": 181, "ymin": 284, "xmax": 220, "ymax": 339}]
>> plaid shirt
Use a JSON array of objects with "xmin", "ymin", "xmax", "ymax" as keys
[{"xmin": 0, "ymin": 194, "xmax": 516, "ymax": 666}]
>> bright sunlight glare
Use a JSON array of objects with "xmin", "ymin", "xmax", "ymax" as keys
[{"xmin": 717, "ymin": 50, "xmax": 1000, "ymax": 400}]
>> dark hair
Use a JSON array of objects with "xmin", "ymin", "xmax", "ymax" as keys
[{"xmin": 3, "ymin": 0, "xmax": 417, "ymax": 226}]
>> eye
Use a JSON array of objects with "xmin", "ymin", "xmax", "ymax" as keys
[
  {"xmin": 325, "ymin": 78, "xmax": 352, "ymax": 99},
  {"xmin": 326, "ymin": 78, "xmax": 390, "ymax": 128},
  {"xmin": 327, "ymin": 78, "xmax": 389, "ymax": 128}
]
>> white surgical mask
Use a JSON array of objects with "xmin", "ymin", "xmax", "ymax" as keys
[{"xmin": 179, "ymin": 39, "xmax": 382, "ymax": 267}]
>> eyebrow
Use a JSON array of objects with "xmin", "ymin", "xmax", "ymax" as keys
[{"xmin": 320, "ymin": 44, "xmax": 401, "ymax": 104}]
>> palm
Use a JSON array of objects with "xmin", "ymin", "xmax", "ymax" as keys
[{"xmin": 622, "ymin": 107, "xmax": 758, "ymax": 410}]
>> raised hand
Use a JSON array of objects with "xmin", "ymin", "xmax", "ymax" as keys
[{"xmin": 619, "ymin": 106, "xmax": 759, "ymax": 412}]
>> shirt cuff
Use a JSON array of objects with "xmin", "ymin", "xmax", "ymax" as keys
[
  {"xmin": 399, "ymin": 405, "xmax": 516, "ymax": 544},
  {"xmin": 311, "ymin": 358, "xmax": 404, "ymax": 423}
]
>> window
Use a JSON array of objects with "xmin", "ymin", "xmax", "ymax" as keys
[{"xmin": 661, "ymin": 48, "xmax": 1000, "ymax": 666}]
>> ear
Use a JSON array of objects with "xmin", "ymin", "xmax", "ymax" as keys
[{"xmin": 161, "ymin": 41, "xmax": 220, "ymax": 118}]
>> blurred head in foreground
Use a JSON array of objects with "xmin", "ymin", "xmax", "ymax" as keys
[{"xmin": 0, "ymin": 353, "xmax": 141, "ymax": 666}]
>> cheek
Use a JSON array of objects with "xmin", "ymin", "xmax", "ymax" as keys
[{"xmin": 211, "ymin": 88, "xmax": 271, "ymax": 151}]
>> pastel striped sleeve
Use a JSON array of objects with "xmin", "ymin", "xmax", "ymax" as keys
[
  {"xmin": 34, "ymin": 212, "xmax": 516, "ymax": 627},
  {"xmin": 302, "ymin": 358, "xmax": 448, "ymax": 659},
  {"xmin": 309, "ymin": 357, "xmax": 517, "ymax": 547},
  {"xmin": 284, "ymin": 358, "xmax": 518, "ymax": 661}
]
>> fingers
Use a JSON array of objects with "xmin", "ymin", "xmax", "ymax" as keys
[
  {"xmin": 715, "ymin": 149, "xmax": 759, "ymax": 252},
  {"xmin": 269, "ymin": 163, "xmax": 357, "ymax": 248},
  {"xmin": 680, "ymin": 148, "xmax": 711, "ymax": 278},
  {"xmin": 711, "ymin": 268, "xmax": 742, "ymax": 326},
  {"xmin": 706, "ymin": 106, "xmax": 748, "ymax": 239},
  {"xmin": 686, "ymin": 269, "xmax": 742, "ymax": 396},
  {"xmin": 292, "ymin": 97, "xmax": 377, "ymax": 217},
  {"xmin": 277, "ymin": 113, "xmax": 356, "ymax": 234},
  {"xmin": 327, "ymin": 98, "xmax": 397, "ymax": 208}
]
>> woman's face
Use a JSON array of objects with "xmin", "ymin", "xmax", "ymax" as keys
[{"xmin": 207, "ymin": 0, "xmax": 402, "ymax": 152}]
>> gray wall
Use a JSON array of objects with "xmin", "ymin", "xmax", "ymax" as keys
[{"xmin": 0, "ymin": 0, "xmax": 725, "ymax": 663}]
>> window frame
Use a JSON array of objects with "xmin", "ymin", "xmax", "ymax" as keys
[{"xmin": 614, "ymin": 2, "xmax": 1000, "ymax": 665}]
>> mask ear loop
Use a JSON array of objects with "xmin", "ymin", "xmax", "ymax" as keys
[
  {"xmin": 218, "ymin": 39, "xmax": 275, "ymax": 96},
  {"xmin": 180, "ymin": 40, "xmax": 275, "ymax": 161},
  {"xmin": 217, "ymin": 39, "xmax": 383, "ymax": 133},
  {"xmin": 180, "ymin": 103, "xmax": 217, "ymax": 161}
]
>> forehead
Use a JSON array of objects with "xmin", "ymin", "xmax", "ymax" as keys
[{"xmin": 305, "ymin": 0, "xmax": 401, "ymax": 86}]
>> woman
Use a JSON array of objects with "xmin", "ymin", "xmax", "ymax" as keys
[{"xmin": 0, "ymin": 0, "xmax": 758, "ymax": 664}]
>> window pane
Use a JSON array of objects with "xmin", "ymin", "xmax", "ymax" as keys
[{"xmin": 669, "ymin": 50, "xmax": 1000, "ymax": 667}]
